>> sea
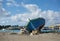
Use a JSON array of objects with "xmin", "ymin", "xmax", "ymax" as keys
[
  {"xmin": 0, "ymin": 29, "xmax": 60, "ymax": 33},
  {"xmin": 0, "ymin": 30, "xmax": 20, "ymax": 33}
]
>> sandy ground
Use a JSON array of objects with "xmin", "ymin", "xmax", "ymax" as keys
[{"xmin": 0, "ymin": 32, "xmax": 60, "ymax": 41}]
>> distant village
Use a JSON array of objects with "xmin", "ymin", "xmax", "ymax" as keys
[
  {"xmin": 43, "ymin": 24, "xmax": 60, "ymax": 30},
  {"xmin": 0, "ymin": 25, "xmax": 25, "ymax": 30},
  {"xmin": 0, "ymin": 24, "xmax": 60, "ymax": 30}
]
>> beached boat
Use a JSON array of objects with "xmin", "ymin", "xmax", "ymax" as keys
[{"xmin": 26, "ymin": 18, "xmax": 45, "ymax": 33}]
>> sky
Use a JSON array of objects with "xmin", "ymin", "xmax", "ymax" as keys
[{"xmin": 0, "ymin": 0, "xmax": 60, "ymax": 26}]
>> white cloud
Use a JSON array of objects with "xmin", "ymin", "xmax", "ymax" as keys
[
  {"xmin": 6, "ymin": 2, "xmax": 12, "ymax": 6},
  {"xmin": 6, "ymin": 0, "xmax": 20, "ymax": 7},
  {"xmin": 6, "ymin": 0, "xmax": 14, "ymax": 1},
  {"xmin": 23, "ymin": 4, "xmax": 39, "ymax": 12},
  {"xmin": 0, "ymin": 2, "xmax": 60, "ymax": 26},
  {"xmin": 0, "ymin": 7, "xmax": 11, "ymax": 17},
  {"xmin": 14, "ymin": 3, "xmax": 20, "ymax": 7},
  {"xmin": 2, "ymin": 21, "xmax": 5, "ymax": 24},
  {"xmin": 10, "ymin": 3, "xmax": 60, "ymax": 26},
  {"xmin": 39, "ymin": 10, "xmax": 60, "ymax": 26},
  {"xmin": 1, "ymin": 7, "xmax": 5, "ymax": 11},
  {"xmin": 21, "ymin": 3, "xmax": 41, "ymax": 19},
  {"xmin": 0, "ymin": 0, "xmax": 3, "ymax": 6},
  {"xmin": 0, "ymin": 19, "xmax": 6, "ymax": 25},
  {"xmin": 0, "ymin": 0, "xmax": 3, "ymax": 2},
  {"xmin": 11, "ymin": 15, "xmax": 17, "ymax": 21}
]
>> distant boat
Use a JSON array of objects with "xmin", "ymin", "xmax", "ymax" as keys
[
  {"xmin": 2, "ymin": 28, "xmax": 5, "ymax": 31},
  {"xmin": 26, "ymin": 18, "xmax": 45, "ymax": 32}
]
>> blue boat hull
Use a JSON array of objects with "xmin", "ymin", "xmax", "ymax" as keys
[{"xmin": 26, "ymin": 18, "xmax": 45, "ymax": 32}]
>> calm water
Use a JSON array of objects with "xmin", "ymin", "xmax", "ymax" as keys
[
  {"xmin": 0, "ymin": 30, "xmax": 20, "ymax": 33},
  {"xmin": 0, "ymin": 30, "xmax": 60, "ymax": 33},
  {"xmin": 41, "ymin": 30, "xmax": 60, "ymax": 33}
]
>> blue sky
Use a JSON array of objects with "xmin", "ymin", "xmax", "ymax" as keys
[
  {"xmin": 22, "ymin": 0, "xmax": 60, "ymax": 11},
  {"xmin": 0, "ymin": 0, "xmax": 60, "ymax": 26}
]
